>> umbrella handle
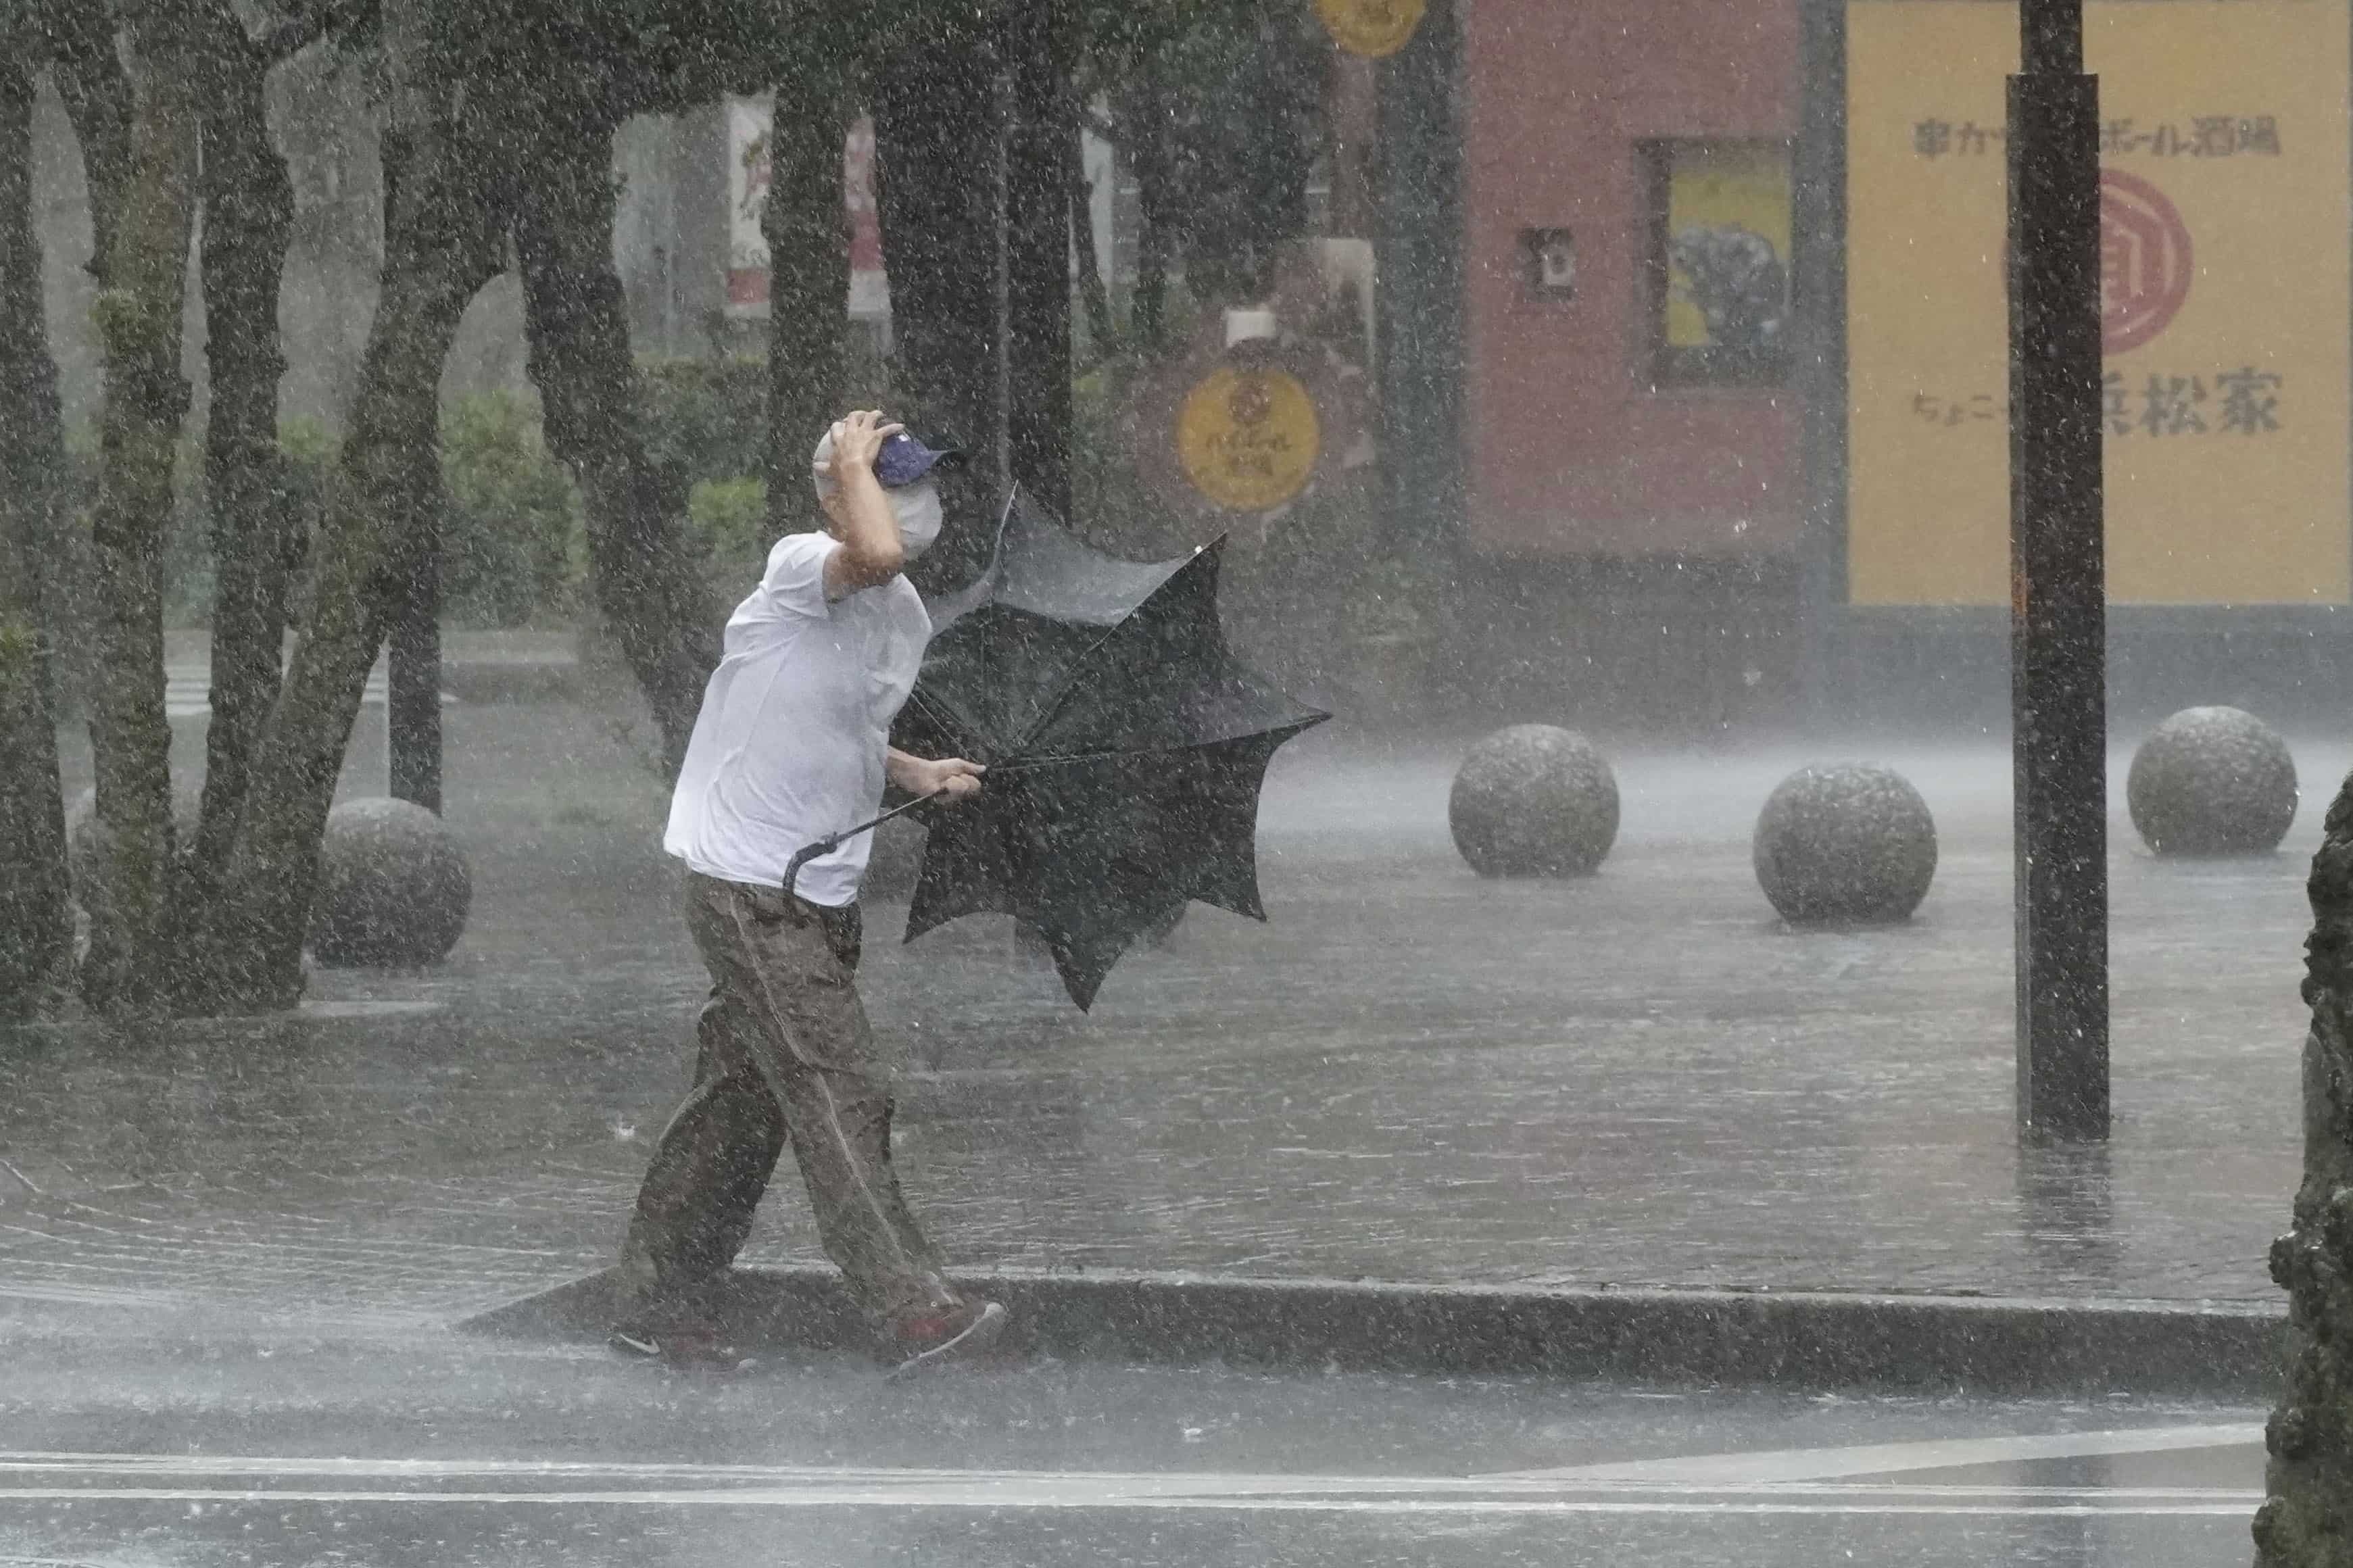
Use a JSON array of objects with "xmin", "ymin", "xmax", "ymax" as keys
[{"xmin": 782, "ymin": 790, "xmax": 946, "ymax": 901}]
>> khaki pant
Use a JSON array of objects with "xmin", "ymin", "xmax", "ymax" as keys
[{"xmin": 617, "ymin": 873, "xmax": 956, "ymax": 1321}]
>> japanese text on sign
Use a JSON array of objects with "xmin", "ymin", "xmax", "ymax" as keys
[
  {"xmin": 1913, "ymin": 114, "xmax": 2281, "ymax": 157},
  {"xmin": 1175, "ymin": 368, "xmax": 1323, "ymax": 513},
  {"xmin": 1907, "ymin": 366, "xmax": 2285, "ymax": 436}
]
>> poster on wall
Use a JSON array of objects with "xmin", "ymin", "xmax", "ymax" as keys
[
  {"xmin": 725, "ymin": 98, "xmax": 890, "ymax": 322},
  {"xmin": 1845, "ymin": 0, "xmax": 2352, "ymax": 606},
  {"xmin": 1655, "ymin": 140, "xmax": 1793, "ymax": 386}
]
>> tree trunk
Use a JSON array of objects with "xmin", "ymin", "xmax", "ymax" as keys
[
  {"xmin": 514, "ymin": 118, "xmax": 717, "ymax": 778},
  {"xmin": 199, "ymin": 104, "xmax": 506, "ymax": 1012},
  {"xmin": 0, "ymin": 49, "xmax": 70, "ymax": 1021},
  {"xmin": 43, "ymin": 5, "xmax": 132, "ymax": 286},
  {"xmin": 1116, "ymin": 75, "xmax": 1173, "ymax": 356},
  {"xmin": 759, "ymin": 59, "xmax": 848, "ymax": 544},
  {"xmin": 1002, "ymin": 0, "xmax": 1073, "ymax": 522},
  {"xmin": 382, "ymin": 131, "xmax": 443, "ymax": 814},
  {"xmin": 79, "ymin": 7, "xmax": 203, "ymax": 1016},
  {"xmin": 2257, "ymin": 772, "xmax": 2353, "ymax": 1561},
  {"xmin": 875, "ymin": 31, "xmax": 1004, "ymax": 589},
  {"xmin": 1070, "ymin": 133, "xmax": 1113, "ymax": 358},
  {"xmin": 32, "ymin": 5, "xmax": 130, "ymax": 725},
  {"xmin": 178, "ymin": 6, "xmax": 299, "ymax": 962}
]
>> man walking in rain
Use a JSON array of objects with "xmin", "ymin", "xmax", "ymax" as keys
[{"xmin": 609, "ymin": 409, "xmax": 1002, "ymax": 1377}]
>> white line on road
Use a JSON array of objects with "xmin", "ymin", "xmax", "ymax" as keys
[
  {"xmin": 161, "ymin": 670, "xmax": 420, "ymax": 720},
  {"xmin": 0, "ymin": 1485, "xmax": 2261, "ymax": 1517},
  {"xmin": 0, "ymin": 1450, "xmax": 2258, "ymax": 1498},
  {"xmin": 1500, "ymin": 1422, "xmax": 2268, "ymax": 1484},
  {"xmin": 0, "ymin": 1434, "xmax": 2266, "ymax": 1519}
]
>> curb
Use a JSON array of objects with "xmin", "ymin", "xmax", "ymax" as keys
[
  {"xmin": 459, "ymin": 1267, "xmax": 2288, "ymax": 1398},
  {"xmin": 439, "ymin": 658, "xmax": 581, "ymax": 706}
]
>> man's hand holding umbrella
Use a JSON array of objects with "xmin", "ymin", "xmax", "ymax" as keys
[{"xmin": 887, "ymin": 752, "xmax": 986, "ymax": 803}]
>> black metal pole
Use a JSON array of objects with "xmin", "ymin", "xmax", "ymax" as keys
[
  {"xmin": 1003, "ymin": 0, "xmax": 1073, "ymax": 522},
  {"xmin": 1377, "ymin": 0, "xmax": 1465, "ymax": 557},
  {"xmin": 387, "ymin": 516, "xmax": 441, "ymax": 814},
  {"xmin": 2010, "ymin": 0, "xmax": 2108, "ymax": 1140},
  {"xmin": 1793, "ymin": 0, "xmax": 1849, "ymax": 731}
]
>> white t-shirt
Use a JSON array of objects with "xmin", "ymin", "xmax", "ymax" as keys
[{"xmin": 664, "ymin": 533, "xmax": 932, "ymax": 906}]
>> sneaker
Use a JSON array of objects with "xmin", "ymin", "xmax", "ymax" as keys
[
  {"xmin": 886, "ymin": 1299, "xmax": 1008, "ymax": 1380},
  {"xmin": 607, "ymin": 1308, "xmax": 748, "ymax": 1369}
]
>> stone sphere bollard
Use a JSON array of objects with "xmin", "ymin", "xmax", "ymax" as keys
[
  {"xmin": 310, "ymin": 798, "xmax": 472, "ymax": 967},
  {"xmin": 1752, "ymin": 764, "xmax": 1937, "ymax": 925},
  {"xmin": 2126, "ymin": 706, "xmax": 2298, "ymax": 856},
  {"xmin": 1449, "ymin": 725, "xmax": 1620, "ymax": 877}
]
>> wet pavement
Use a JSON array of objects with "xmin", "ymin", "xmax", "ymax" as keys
[
  {"xmin": 0, "ymin": 1292, "xmax": 2269, "ymax": 1567},
  {"xmin": 3, "ymin": 701, "xmax": 2327, "ymax": 1328}
]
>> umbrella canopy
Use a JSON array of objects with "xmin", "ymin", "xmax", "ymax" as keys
[{"xmin": 890, "ymin": 491, "xmax": 1328, "ymax": 1009}]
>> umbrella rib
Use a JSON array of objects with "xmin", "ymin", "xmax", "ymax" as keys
[
  {"xmin": 989, "ymin": 726, "xmax": 1320, "ymax": 776},
  {"xmin": 905, "ymin": 685, "xmax": 990, "ymax": 762},
  {"xmin": 1004, "ymin": 542, "xmax": 1222, "ymax": 758}
]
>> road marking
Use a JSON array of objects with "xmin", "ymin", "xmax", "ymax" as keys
[
  {"xmin": 162, "ymin": 670, "xmax": 412, "ymax": 720},
  {"xmin": 0, "ymin": 1450, "xmax": 2255, "ymax": 1494},
  {"xmin": 1502, "ymin": 1422, "xmax": 2266, "ymax": 1484},
  {"xmin": 0, "ymin": 1444, "xmax": 2264, "ymax": 1519},
  {"xmin": 0, "ymin": 1486, "xmax": 2262, "ymax": 1518},
  {"xmin": 0, "ymin": 1486, "xmax": 2262, "ymax": 1517}
]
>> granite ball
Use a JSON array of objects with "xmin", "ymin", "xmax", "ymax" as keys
[
  {"xmin": 1449, "ymin": 725, "xmax": 1620, "ymax": 877},
  {"xmin": 1753, "ymin": 764, "xmax": 1937, "ymax": 925},
  {"xmin": 310, "ymin": 798, "xmax": 472, "ymax": 967},
  {"xmin": 2127, "ymin": 706, "xmax": 2298, "ymax": 856}
]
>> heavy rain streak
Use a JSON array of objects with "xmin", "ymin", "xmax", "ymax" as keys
[{"xmin": 4, "ymin": 1, "xmax": 2352, "ymax": 1563}]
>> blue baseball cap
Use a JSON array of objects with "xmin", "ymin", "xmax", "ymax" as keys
[{"xmin": 874, "ymin": 431, "xmax": 965, "ymax": 489}]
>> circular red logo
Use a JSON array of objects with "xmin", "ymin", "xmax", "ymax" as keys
[{"xmin": 2100, "ymin": 168, "xmax": 2193, "ymax": 354}]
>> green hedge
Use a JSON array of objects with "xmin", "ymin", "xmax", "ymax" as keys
[
  {"xmin": 72, "ymin": 357, "xmax": 796, "ymax": 640},
  {"xmin": 438, "ymin": 393, "xmax": 584, "ymax": 628},
  {"xmin": 687, "ymin": 476, "xmax": 773, "ymax": 602},
  {"xmin": 639, "ymin": 356, "xmax": 769, "ymax": 487}
]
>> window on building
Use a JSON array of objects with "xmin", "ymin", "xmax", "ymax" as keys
[{"xmin": 1644, "ymin": 139, "xmax": 1795, "ymax": 388}]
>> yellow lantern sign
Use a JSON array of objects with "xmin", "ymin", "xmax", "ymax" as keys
[
  {"xmin": 1175, "ymin": 366, "xmax": 1323, "ymax": 512},
  {"xmin": 1315, "ymin": 0, "xmax": 1426, "ymax": 59}
]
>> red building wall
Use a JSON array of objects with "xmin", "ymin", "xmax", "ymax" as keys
[{"xmin": 1459, "ymin": 0, "xmax": 1803, "ymax": 560}]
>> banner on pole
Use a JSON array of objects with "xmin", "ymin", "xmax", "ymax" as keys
[
  {"xmin": 725, "ymin": 98, "xmax": 891, "ymax": 322},
  {"xmin": 1846, "ymin": 1, "xmax": 2352, "ymax": 606}
]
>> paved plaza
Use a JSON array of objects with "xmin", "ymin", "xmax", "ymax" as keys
[
  {"xmin": 4, "ymin": 697, "xmax": 2329, "ymax": 1321},
  {"xmin": 3, "ymin": 690, "xmax": 2324, "ymax": 1566}
]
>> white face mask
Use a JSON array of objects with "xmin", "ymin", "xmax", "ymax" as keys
[{"xmin": 891, "ymin": 481, "xmax": 943, "ymax": 562}]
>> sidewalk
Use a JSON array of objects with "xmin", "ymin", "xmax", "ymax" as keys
[
  {"xmin": 4, "ymin": 700, "xmax": 2323, "ymax": 1340},
  {"xmin": 155, "ymin": 627, "xmax": 580, "ymax": 716}
]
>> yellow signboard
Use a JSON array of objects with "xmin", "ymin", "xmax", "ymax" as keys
[
  {"xmin": 1175, "ymin": 366, "xmax": 1323, "ymax": 512},
  {"xmin": 1847, "ymin": 1, "xmax": 2351, "ymax": 606},
  {"xmin": 1315, "ymin": 0, "xmax": 1427, "ymax": 59}
]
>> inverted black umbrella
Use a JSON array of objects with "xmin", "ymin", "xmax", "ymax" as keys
[{"xmin": 874, "ymin": 489, "xmax": 1328, "ymax": 1009}]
